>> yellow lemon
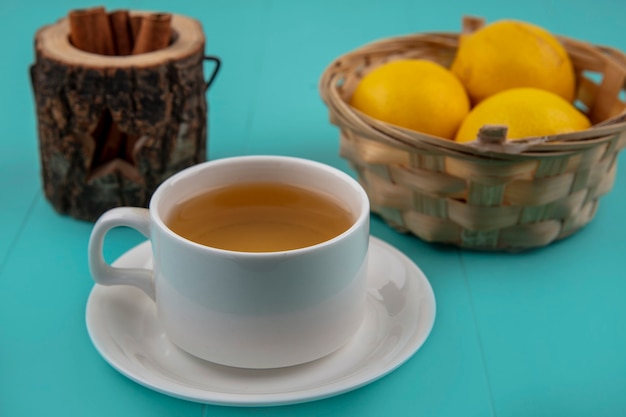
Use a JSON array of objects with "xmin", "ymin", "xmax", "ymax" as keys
[
  {"xmin": 455, "ymin": 87, "xmax": 591, "ymax": 142},
  {"xmin": 451, "ymin": 20, "xmax": 576, "ymax": 104},
  {"xmin": 349, "ymin": 59, "xmax": 470, "ymax": 140}
]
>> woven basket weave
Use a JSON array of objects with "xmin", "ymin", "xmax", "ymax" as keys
[{"xmin": 319, "ymin": 17, "xmax": 626, "ymax": 251}]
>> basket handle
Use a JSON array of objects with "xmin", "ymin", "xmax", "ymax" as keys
[
  {"xmin": 461, "ymin": 16, "xmax": 485, "ymax": 34},
  {"xmin": 589, "ymin": 55, "xmax": 626, "ymax": 124}
]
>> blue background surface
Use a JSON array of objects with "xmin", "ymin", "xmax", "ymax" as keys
[{"xmin": 1, "ymin": 1, "xmax": 625, "ymax": 416}]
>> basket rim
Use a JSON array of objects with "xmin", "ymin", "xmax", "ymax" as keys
[{"xmin": 319, "ymin": 29, "xmax": 626, "ymax": 160}]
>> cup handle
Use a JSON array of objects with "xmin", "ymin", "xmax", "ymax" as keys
[{"xmin": 88, "ymin": 207, "xmax": 155, "ymax": 300}]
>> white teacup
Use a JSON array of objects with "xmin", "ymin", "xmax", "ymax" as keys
[{"xmin": 88, "ymin": 156, "xmax": 370, "ymax": 369}]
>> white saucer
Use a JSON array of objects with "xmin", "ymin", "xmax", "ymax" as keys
[{"xmin": 85, "ymin": 236, "xmax": 436, "ymax": 406}]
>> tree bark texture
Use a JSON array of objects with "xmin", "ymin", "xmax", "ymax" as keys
[{"xmin": 30, "ymin": 13, "xmax": 212, "ymax": 221}]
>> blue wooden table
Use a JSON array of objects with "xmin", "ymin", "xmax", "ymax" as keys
[{"xmin": 1, "ymin": 0, "xmax": 625, "ymax": 416}]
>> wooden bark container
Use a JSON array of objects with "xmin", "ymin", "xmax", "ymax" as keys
[{"xmin": 30, "ymin": 12, "xmax": 220, "ymax": 221}]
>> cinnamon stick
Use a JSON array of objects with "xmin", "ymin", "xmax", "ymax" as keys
[
  {"xmin": 108, "ymin": 10, "xmax": 133, "ymax": 55},
  {"xmin": 129, "ymin": 15, "xmax": 143, "ymax": 44},
  {"xmin": 68, "ymin": 7, "xmax": 115, "ymax": 55},
  {"xmin": 132, "ymin": 13, "xmax": 172, "ymax": 54}
]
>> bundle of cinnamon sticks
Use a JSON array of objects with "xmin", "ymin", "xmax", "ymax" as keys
[{"xmin": 68, "ymin": 6, "xmax": 172, "ymax": 55}]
